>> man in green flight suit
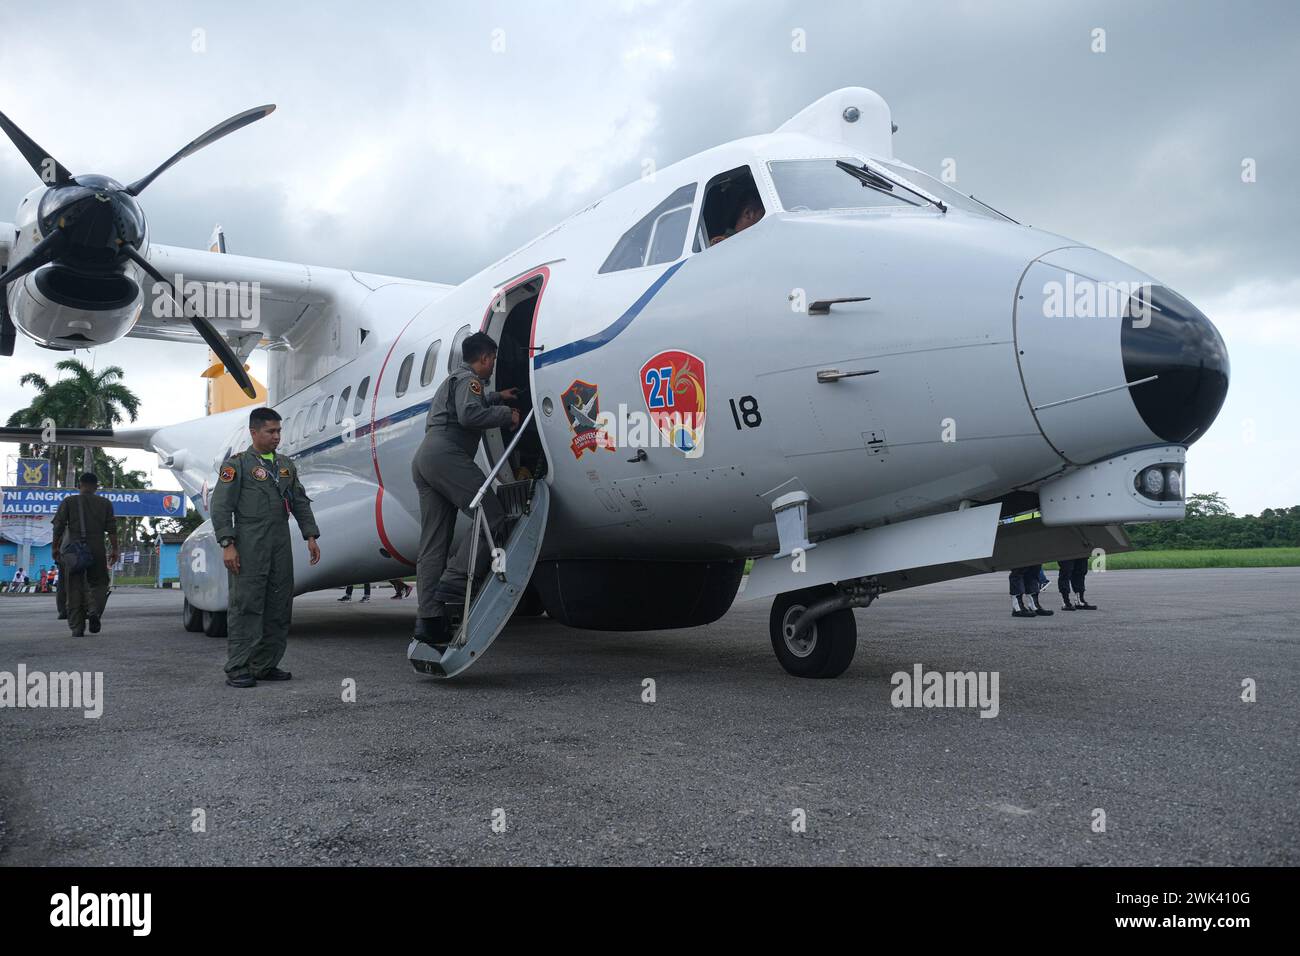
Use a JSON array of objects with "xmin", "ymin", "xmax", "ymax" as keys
[{"xmin": 210, "ymin": 406, "xmax": 321, "ymax": 688}]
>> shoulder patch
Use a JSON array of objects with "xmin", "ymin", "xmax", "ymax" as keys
[
  {"xmin": 219, "ymin": 465, "xmax": 236, "ymax": 483},
  {"xmin": 469, "ymin": 380, "xmax": 483, "ymax": 395}
]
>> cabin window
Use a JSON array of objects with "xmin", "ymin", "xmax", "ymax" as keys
[
  {"xmin": 695, "ymin": 166, "xmax": 766, "ymax": 251},
  {"xmin": 420, "ymin": 340, "xmax": 441, "ymax": 387},
  {"xmin": 599, "ymin": 183, "xmax": 697, "ymax": 274},
  {"xmin": 353, "ymin": 376, "xmax": 370, "ymax": 417},
  {"xmin": 336, "ymin": 386, "xmax": 351, "ymax": 424},
  {"xmin": 448, "ymin": 325, "xmax": 471, "ymax": 372},
  {"xmin": 395, "ymin": 353, "xmax": 415, "ymax": 397},
  {"xmin": 319, "ymin": 396, "xmax": 334, "ymax": 432}
]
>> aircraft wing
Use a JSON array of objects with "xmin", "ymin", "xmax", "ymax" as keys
[{"xmin": 129, "ymin": 242, "xmax": 354, "ymax": 349}]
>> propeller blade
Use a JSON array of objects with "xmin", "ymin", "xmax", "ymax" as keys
[
  {"xmin": 124, "ymin": 246, "xmax": 257, "ymax": 398},
  {"xmin": 125, "ymin": 104, "xmax": 276, "ymax": 196},
  {"xmin": 0, "ymin": 229, "xmax": 66, "ymax": 289},
  {"xmin": 0, "ymin": 109, "xmax": 74, "ymax": 186},
  {"xmin": 1, "ymin": 289, "xmax": 16, "ymax": 356}
]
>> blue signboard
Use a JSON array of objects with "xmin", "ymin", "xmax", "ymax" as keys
[
  {"xmin": 14, "ymin": 459, "xmax": 53, "ymax": 488},
  {"xmin": 1, "ymin": 487, "xmax": 187, "ymax": 517}
]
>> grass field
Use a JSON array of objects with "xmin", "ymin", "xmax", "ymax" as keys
[
  {"xmin": 742, "ymin": 548, "xmax": 1300, "ymax": 575},
  {"xmin": 1050, "ymin": 548, "xmax": 1300, "ymax": 570}
]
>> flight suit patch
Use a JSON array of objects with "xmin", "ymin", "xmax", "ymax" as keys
[
  {"xmin": 279, "ymin": 467, "xmax": 291, "ymax": 479},
  {"xmin": 219, "ymin": 465, "xmax": 236, "ymax": 483},
  {"xmin": 469, "ymin": 380, "xmax": 482, "ymax": 395},
  {"xmin": 251, "ymin": 466, "xmax": 270, "ymax": 481}
]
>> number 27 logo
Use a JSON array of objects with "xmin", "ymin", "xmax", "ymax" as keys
[{"xmin": 644, "ymin": 367, "xmax": 676, "ymax": 408}]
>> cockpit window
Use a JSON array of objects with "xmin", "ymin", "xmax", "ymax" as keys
[
  {"xmin": 872, "ymin": 159, "xmax": 1015, "ymax": 221},
  {"xmin": 769, "ymin": 159, "xmax": 913, "ymax": 212},
  {"xmin": 696, "ymin": 166, "xmax": 766, "ymax": 251},
  {"xmin": 599, "ymin": 183, "xmax": 697, "ymax": 274},
  {"xmin": 769, "ymin": 158, "xmax": 1012, "ymax": 220}
]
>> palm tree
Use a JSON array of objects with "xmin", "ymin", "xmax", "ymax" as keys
[{"xmin": 6, "ymin": 358, "xmax": 142, "ymax": 485}]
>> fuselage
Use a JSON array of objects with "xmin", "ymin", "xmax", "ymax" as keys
[{"xmin": 117, "ymin": 99, "xmax": 1223, "ymax": 604}]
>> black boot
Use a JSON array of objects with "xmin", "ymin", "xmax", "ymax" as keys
[
  {"xmin": 1012, "ymin": 597, "xmax": 1035, "ymax": 619},
  {"xmin": 415, "ymin": 615, "xmax": 449, "ymax": 648},
  {"xmin": 1074, "ymin": 593, "xmax": 1097, "ymax": 610}
]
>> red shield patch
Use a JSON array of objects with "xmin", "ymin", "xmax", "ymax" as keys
[
  {"xmin": 639, "ymin": 349, "xmax": 707, "ymax": 457},
  {"xmin": 219, "ymin": 465, "xmax": 236, "ymax": 483}
]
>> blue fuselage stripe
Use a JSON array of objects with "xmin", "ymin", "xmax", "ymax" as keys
[{"xmin": 533, "ymin": 259, "xmax": 684, "ymax": 370}]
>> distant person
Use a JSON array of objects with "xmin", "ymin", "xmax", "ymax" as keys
[
  {"xmin": 1056, "ymin": 557, "xmax": 1097, "ymax": 610},
  {"xmin": 7, "ymin": 567, "xmax": 24, "ymax": 593},
  {"xmin": 51, "ymin": 474, "xmax": 118, "ymax": 637},
  {"xmin": 1009, "ymin": 564, "xmax": 1053, "ymax": 618},
  {"xmin": 210, "ymin": 407, "xmax": 321, "ymax": 688},
  {"xmin": 710, "ymin": 195, "xmax": 764, "ymax": 246},
  {"xmin": 339, "ymin": 583, "xmax": 372, "ymax": 603}
]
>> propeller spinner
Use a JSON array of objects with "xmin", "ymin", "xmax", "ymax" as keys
[{"xmin": 0, "ymin": 105, "xmax": 274, "ymax": 397}]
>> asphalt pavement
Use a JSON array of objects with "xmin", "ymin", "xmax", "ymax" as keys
[{"xmin": 0, "ymin": 568, "xmax": 1295, "ymax": 865}]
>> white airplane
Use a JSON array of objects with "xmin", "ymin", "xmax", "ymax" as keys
[{"xmin": 0, "ymin": 87, "xmax": 1229, "ymax": 679}]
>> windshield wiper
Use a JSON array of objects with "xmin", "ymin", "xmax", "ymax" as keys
[{"xmin": 836, "ymin": 159, "xmax": 947, "ymax": 213}]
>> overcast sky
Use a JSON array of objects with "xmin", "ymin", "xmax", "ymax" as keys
[{"xmin": 1, "ymin": 0, "xmax": 1296, "ymax": 514}]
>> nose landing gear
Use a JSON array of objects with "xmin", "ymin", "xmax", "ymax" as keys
[{"xmin": 768, "ymin": 580, "xmax": 878, "ymax": 678}]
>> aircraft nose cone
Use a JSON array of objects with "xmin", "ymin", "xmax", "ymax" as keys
[{"xmin": 1121, "ymin": 286, "xmax": 1229, "ymax": 445}]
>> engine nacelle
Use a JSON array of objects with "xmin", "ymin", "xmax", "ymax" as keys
[
  {"xmin": 6, "ymin": 186, "xmax": 145, "ymax": 348},
  {"xmin": 8, "ymin": 267, "xmax": 143, "ymax": 348}
]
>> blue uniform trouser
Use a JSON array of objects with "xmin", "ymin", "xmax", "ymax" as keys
[
  {"xmin": 1009, "ymin": 565, "xmax": 1042, "ymax": 598},
  {"xmin": 1057, "ymin": 558, "xmax": 1088, "ymax": 595}
]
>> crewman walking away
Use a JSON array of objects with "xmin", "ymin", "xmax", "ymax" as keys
[
  {"xmin": 51, "ymin": 473, "xmax": 118, "ymax": 637},
  {"xmin": 210, "ymin": 407, "xmax": 321, "ymax": 688},
  {"xmin": 411, "ymin": 331, "xmax": 519, "ymax": 647},
  {"xmin": 1057, "ymin": 557, "xmax": 1098, "ymax": 610}
]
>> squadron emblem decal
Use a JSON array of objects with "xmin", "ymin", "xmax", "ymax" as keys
[
  {"xmin": 640, "ymin": 349, "xmax": 707, "ymax": 458},
  {"xmin": 219, "ymin": 465, "xmax": 236, "ymax": 483},
  {"xmin": 561, "ymin": 379, "xmax": 616, "ymax": 459}
]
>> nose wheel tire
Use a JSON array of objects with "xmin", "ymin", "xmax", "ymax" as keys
[
  {"xmin": 769, "ymin": 586, "xmax": 857, "ymax": 678},
  {"xmin": 182, "ymin": 597, "xmax": 205, "ymax": 633}
]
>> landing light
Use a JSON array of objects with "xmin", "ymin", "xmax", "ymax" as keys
[{"xmin": 1135, "ymin": 464, "xmax": 1185, "ymax": 502}]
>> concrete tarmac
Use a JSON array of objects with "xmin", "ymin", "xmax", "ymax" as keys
[{"xmin": 0, "ymin": 568, "xmax": 1296, "ymax": 866}]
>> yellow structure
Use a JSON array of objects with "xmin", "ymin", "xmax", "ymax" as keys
[{"xmin": 203, "ymin": 225, "xmax": 267, "ymax": 415}]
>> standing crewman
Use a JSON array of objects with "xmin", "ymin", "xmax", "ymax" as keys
[
  {"xmin": 1009, "ymin": 564, "xmax": 1053, "ymax": 618},
  {"xmin": 210, "ymin": 407, "xmax": 321, "ymax": 688},
  {"xmin": 51, "ymin": 473, "xmax": 118, "ymax": 637},
  {"xmin": 411, "ymin": 332, "xmax": 519, "ymax": 647},
  {"xmin": 1056, "ymin": 556, "xmax": 1098, "ymax": 610}
]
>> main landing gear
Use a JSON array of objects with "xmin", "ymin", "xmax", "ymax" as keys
[{"xmin": 768, "ymin": 580, "xmax": 879, "ymax": 678}]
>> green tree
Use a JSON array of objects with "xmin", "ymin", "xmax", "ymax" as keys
[{"xmin": 6, "ymin": 358, "xmax": 141, "ymax": 485}]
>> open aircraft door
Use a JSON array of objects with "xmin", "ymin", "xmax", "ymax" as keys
[{"xmin": 407, "ymin": 413, "xmax": 551, "ymax": 679}]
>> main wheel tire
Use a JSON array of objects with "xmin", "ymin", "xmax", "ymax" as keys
[
  {"xmin": 769, "ymin": 587, "xmax": 857, "ymax": 678},
  {"xmin": 202, "ymin": 609, "xmax": 228, "ymax": 638},
  {"xmin": 182, "ymin": 597, "xmax": 205, "ymax": 633}
]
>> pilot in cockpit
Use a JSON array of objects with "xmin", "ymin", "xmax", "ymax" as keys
[{"xmin": 710, "ymin": 194, "xmax": 764, "ymax": 246}]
